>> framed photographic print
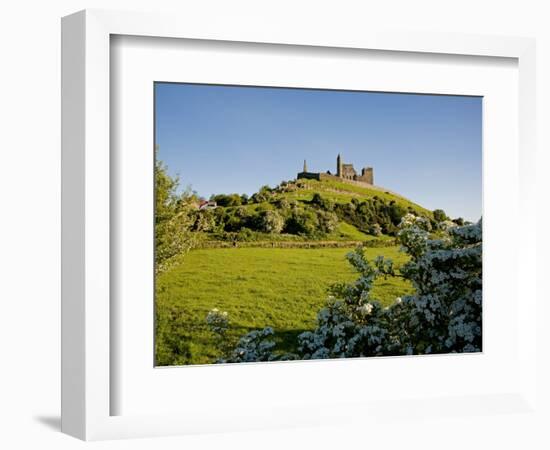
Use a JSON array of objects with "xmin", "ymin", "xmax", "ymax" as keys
[
  {"xmin": 62, "ymin": 9, "xmax": 538, "ymax": 441},
  {"xmin": 153, "ymin": 82, "xmax": 482, "ymax": 367}
]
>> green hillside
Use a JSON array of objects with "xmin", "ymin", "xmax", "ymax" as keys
[
  {"xmin": 280, "ymin": 178, "xmax": 432, "ymax": 215},
  {"xmin": 201, "ymin": 178, "xmax": 435, "ymax": 245}
]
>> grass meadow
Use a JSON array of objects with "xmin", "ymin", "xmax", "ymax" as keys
[{"xmin": 155, "ymin": 245, "xmax": 413, "ymax": 365}]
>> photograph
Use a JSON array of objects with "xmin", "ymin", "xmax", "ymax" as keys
[{"xmin": 154, "ymin": 83, "xmax": 483, "ymax": 366}]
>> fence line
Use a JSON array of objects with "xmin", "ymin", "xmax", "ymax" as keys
[{"xmin": 195, "ymin": 239, "xmax": 397, "ymax": 249}]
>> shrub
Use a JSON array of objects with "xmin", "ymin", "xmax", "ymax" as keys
[
  {"xmin": 369, "ymin": 223, "xmax": 382, "ymax": 236},
  {"xmin": 223, "ymin": 213, "xmax": 244, "ymax": 232},
  {"xmin": 433, "ymin": 208, "xmax": 448, "ymax": 222},
  {"xmin": 250, "ymin": 185, "xmax": 273, "ymax": 203},
  {"xmin": 206, "ymin": 308, "xmax": 229, "ymax": 335},
  {"xmin": 211, "ymin": 193, "xmax": 242, "ymax": 207},
  {"xmin": 258, "ymin": 210, "xmax": 285, "ymax": 233},
  {"xmin": 284, "ymin": 209, "xmax": 319, "ymax": 237},
  {"xmin": 193, "ymin": 209, "xmax": 217, "ymax": 232},
  {"xmin": 333, "ymin": 198, "xmax": 426, "ymax": 237},
  {"xmin": 316, "ymin": 210, "xmax": 339, "ymax": 234},
  {"xmin": 273, "ymin": 197, "xmax": 290, "ymax": 210},
  {"xmin": 310, "ymin": 193, "xmax": 334, "ymax": 211}
]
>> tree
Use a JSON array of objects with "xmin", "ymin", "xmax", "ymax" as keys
[
  {"xmin": 433, "ymin": 209, "xmax": 448, "ymax": 222},
  {"xmin": 453, "ymin": 217, "xmax": 465, "ymax": 226},
  {"xmin": 284, "ymin": 209, "xmax": 319, "ymax": 237},
  {"xmin": 310, "ymin": 193, "xmax": 334, "ymax": 211},
  {"xmin": 387, "ymin": 202, "xmax": 407, "ymax": 225},
  {"xmin": 258, "ymin": 210, "xmax": 285, "ymax": 233},
  {"xmin": 155, "ymin": 155, "xmax": 197, "ymax": 274},
  {"xmin": 211, "ymin": 193, "xmax": 242, "ymax": 207},
  {"xmin": 316, "ymin": 210, "xmax": 338, "ymax": 234}
]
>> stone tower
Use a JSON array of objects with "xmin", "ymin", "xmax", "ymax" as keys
[
  {"xmin": 336, "ymin": 153, "xmax": 342, "ymax": 177},
  {"xmin": 303, "ymin": 159, "xmax": 308, "ymax": 172}
]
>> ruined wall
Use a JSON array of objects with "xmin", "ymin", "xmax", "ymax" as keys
[
  {"xmin": 298, "ymin": 161, "xmax": 374, "ymax": 186},
  {"xmin": 341, "ymin": 164, "xmax": 357, "ymax": 180},
  {"xmin": 355, "ymin": 167, "xmax": 374, "ymax": 185},
  {"xmin": 297, "ymin": 172, "xmax": 321, "ymax": 181}
]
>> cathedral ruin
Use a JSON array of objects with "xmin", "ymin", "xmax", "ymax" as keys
[{"xmin": 297, "ymin": 154, "xmax": 374, "ymax": 186}]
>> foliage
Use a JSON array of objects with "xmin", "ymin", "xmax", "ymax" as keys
[
  {"xmin": 369, "ymin": 223, "xmax": 383, "ymax": 236},
  {"xmin": 284, "ymin": 208, "xmax": 320, "ymax": 237},
  {"xmin": 332, "ymin": 195, "xmax": 417, "ymax": 236},
  {"xmin": 193, "ymin": 209, "xmax": 217, "ymax": 232},
  {"xmin": 217, "ymin": 217, "xmax": 482, "ymax": 363},
  {"xmin": 206, "ymin": 308, "xmax": 229, "ymax": 335},
  {"xmin": 287, "ymin": 178, "xmax": 432, "ymax": 216},
  {"xmin": 433, "ymin": 208, "xmax": 448, "ymax": 222},
  {"xmin": 316, "ymin": 210, "xmax": 339, "ymax": 234},
  {"xmin": 211, "ymin": 193, "xmax": 242, "ymax": 207},
  {"xmin": 183, "ymin": 178, "xmax": 434, "ymax": 241},
  {"xmin": 310, "ymin": 192, "xmax": 335, "ymax": 211},
  {"xmin": 453, "ymin": 217, "xmax": 465, "ymax": 226},
  {"xmin": 257, "ymin": 210, "xmax": 285, "ymax": 233},
  {"xmin": 250, "ymin": 185, "xmax": 273, "ymax": 203},
  {"xmin": 218, "ymin": 328, "xmax": 279, "ymax": 363},
  {"xmin": 155, "ymin": 156, "xmax": 198, "ymax": 274}
]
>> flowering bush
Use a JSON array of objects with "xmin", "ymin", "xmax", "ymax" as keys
[
  {"xmin": 218, "ymin": 328, "xmax": 278, "ymax": 363},
  {"xmin": 206, "ymin": 308, "xmax": 229, "ymax": 336},
  {"xmin": 210, "ymin": 216, "xmax": 482, "ymax": 362}
]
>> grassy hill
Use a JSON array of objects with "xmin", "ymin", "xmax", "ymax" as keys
[
  {"xmin": 284, "ymin": 178, "xmax": 431, "ymax": 213},
  {"xmin": 203, "ymin": 178, "xmax": 434, "ymax": 245}
]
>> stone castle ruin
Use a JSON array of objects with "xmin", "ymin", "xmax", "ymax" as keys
[{"xmin": 297, "ymin": 154, "xmax": 374, "ymax": 186}]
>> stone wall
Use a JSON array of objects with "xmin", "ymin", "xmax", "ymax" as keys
[{"xmin": 297, "ymin": 171, "xmax": 374, "ymax": 188}]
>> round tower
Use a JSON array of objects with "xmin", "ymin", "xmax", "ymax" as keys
[{"xmin": 336, "ymin": 153, "xmax": 342, "ymax": 177}]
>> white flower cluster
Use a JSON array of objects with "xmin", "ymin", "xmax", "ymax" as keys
[
  {"xmin": 399, "ymin": 213, "xmax": 432, "ymax": 231},
  {"xmin": 438, "ymin": 220, "xmax": 458, "ymax": 231},
  {"xmin": 357, "ymin": 303, "xmax": 374, "ymax": 316}
]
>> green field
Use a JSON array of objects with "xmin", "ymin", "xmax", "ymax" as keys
[{"xmin": 155, "ymin": 245, "xmax": 413, "ymax": 366}]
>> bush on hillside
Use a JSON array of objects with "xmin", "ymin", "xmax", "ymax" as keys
[
  {"xmin": 250, "ymin": 185, "xmax": 273, "ymax": 203},
  {"xmin": 283, "ymin": 209, "xmax": 320, "ymax": 237},
  {"xmin": 316, "ymin": 210, "xmax": 339, "ymax": 234},
  {"xmin": 333, "ymin": 197, "xmax": 413, "ymax": 236},
  {"xmin": 257, "ymin": 210, "xmax": 285, "ymax": 233},
  {"xmin": 211, "ymin": 193, "xmax": 243, "ymax": 207},
  {"xmin": 433, "ymin": 208, "xmax": 448, "ymax": 222}
]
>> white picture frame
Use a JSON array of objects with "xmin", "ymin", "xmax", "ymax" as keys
[{"xmin": 61, "ymin": 9, "xmax": 538, "ymax": 441}]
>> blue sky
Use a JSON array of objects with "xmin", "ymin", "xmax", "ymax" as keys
[{"xmin": 155, "ymin": 83, "xmax": 482, "ymax": 221}]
